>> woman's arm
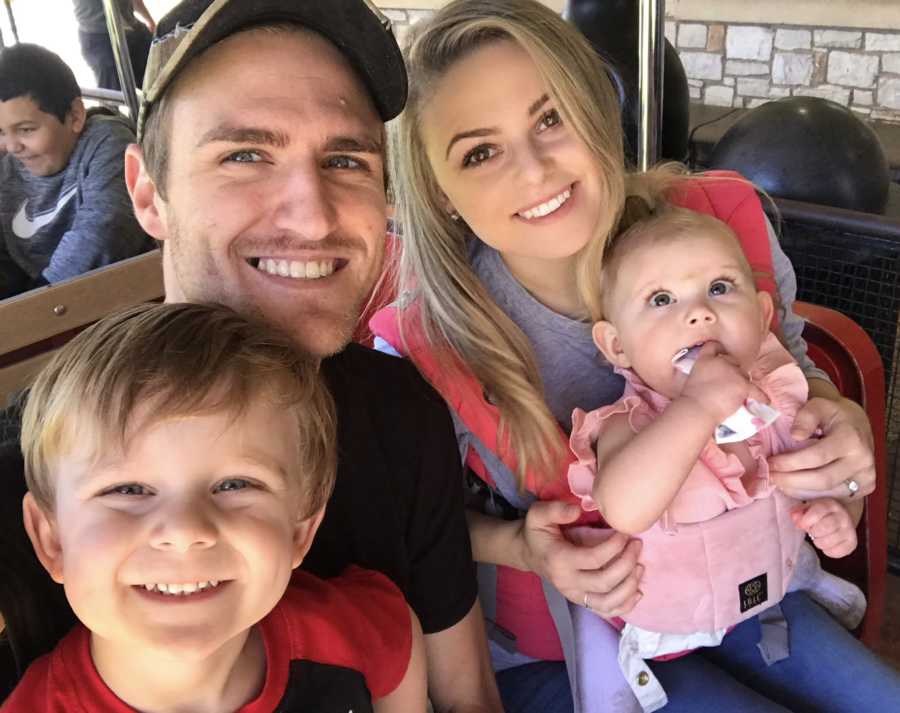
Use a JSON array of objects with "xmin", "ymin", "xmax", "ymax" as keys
[
  {"xmin": 467, "ymin": 506, "xmax": 643, "ymax": 617},
  {"xmin": 765, "ymin": 221, "xmax": 877, "ymax": 499}
]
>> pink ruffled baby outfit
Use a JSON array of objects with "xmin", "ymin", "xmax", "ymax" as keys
[{"xmin": 567, "ymin": 333, "xmax": 811, "ymax": 711}]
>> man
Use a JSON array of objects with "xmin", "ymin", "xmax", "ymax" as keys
[
  {"xmin": 123, "ymin": 1, "xmax": 501, "ymax": 710},
  {"xmin": 73, "ymin": 0, "xmax": 155, "ymax": 90},
  {"xmin": 0, "ymin": 43, "xmax": 152, "ymax": 299}
]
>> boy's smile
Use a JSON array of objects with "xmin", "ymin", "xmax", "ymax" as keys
[{"xmin": 0, "ymin": 95, "xmax": 84, "ymax": 177}]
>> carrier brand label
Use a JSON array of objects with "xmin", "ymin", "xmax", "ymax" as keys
[{"xmin": 739, "ymin": 573, "xmax": 768, "ymax": 613}]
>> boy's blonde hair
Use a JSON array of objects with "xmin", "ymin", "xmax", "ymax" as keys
[
  {"xmin": 392, "ymin": 0, "xmax": 626, "ymax": 487},
  {"xmin": 21, "ymin": 302, "xmax": 336, "ymax": 517}
]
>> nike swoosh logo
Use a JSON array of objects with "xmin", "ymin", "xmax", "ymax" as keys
[{"xmin": 12, "ymin": 184, "xmax": 79, "ymax": 240}]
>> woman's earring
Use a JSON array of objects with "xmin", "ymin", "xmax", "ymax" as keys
[{"xmin": 450, "ymin": 211, "xmax": 461, "ymax": 222}]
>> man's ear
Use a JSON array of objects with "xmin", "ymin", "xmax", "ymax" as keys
[
  {"xmin": 592, "ymin": 320, "xmax": 631, "ymax": 368},
  {"xmin": 22, "ymin": 493, "xmax": 64, "ymax": 584},
  {"xmin": 757, "ymin": 290, "xmax": 775, "ymax": 334},
  {"xmin": 291, "ymin": 506, "xmax": 326, "ymax": 569},
  {"xmin": 67, "ymin": 98, "xmax": 86, "ymax": 134},
  {"xmin": 125, "ymin": 143, "xmax": 168, "ymax": 241}
]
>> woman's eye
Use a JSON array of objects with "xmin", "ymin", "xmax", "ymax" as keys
[
  {"xmin": 225, "ymin": 150, "xmax": 263, "ymax": 163},
  {"xmin": 650, "ymin": 292, "xmax": 673, "ymax": 307},
  {"xmin": 537, "ymin": 109, "xmax": 561, "ymax": 132},
  {"xmin": 462, "ymin": 145, "xmax": 497, "ymax": 168},
  {"xmin": 214, "ymin": 478, "xmax": 253, "ymax": 493},
  {"xmin": 103, "ymin": 483, "xmax": 147, "ymax": 497},
  {"xmin": 709, "ymin": 280, "xmax": 733, "ymax": 296}
]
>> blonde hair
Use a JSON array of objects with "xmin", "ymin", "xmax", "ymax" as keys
[
  {"xmin": 579, "ymin": 163, "xmax": 774, "ymax": 322},
  {"xmin": 21, "ymin": 302, "xmax": 336, "ymax": 517},
  {"xmin": 393, "ymin": 0, "xmax": 626, "ymax": 486}
]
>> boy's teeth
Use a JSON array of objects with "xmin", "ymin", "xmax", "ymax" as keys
[
  {"xmin": 518, "ymin": 188, "xmax": 571, "ymax": 220},
  {"xmin": 143, "ymin": 580, "xmax": 221, "ymax": 596},
  {"xmin": 256, "ymin": 258, "xmax": 336, "ymax": 280}
]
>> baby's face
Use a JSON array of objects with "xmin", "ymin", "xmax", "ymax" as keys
[
  {"xmin": 598, "ymin": 229, "xmax": 771, "ymax": 399},
  {"xmin": 29, "ymin": 397, "xmax": 319, "ymax": 662}
]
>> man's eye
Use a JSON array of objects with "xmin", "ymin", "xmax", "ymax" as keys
[
  {"xmin": 326, "ymin": 155, "xmax": 363, "ymax": 170},
  {"xmin": 214, "ymin": 478, "xmax": 253, "ymax": 493},
  {"xmin": 709, "ymin": 280, "xmax": 733, "ymax": 296},
  {"xmin": 650, "ymin": 292, "xmax": 674, "ymax": 307},
  {"xmin": 225, "ymin": 150, "xmax": 263, "ymax": 163},
  {"xmin": 462, "ymin": 145, "xmax": 497, "ymax": 168},
  {"xmin": 537, "ymin": 109, "xmax": 561, "ymax": 132},
  {"xmin": 103, "ymin": 483, "xmax": 148, "ymax": 497}
]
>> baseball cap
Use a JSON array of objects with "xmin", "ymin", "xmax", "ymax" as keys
[{"xmin": 137, "ymin": 0, "xmax": 408, "ymax": 140}]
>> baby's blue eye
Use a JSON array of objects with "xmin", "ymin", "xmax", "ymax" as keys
[
  {"xmin": 709, "ymin": 280, "xmax": 732, "ymax": 296},
  {"xmin": 650, "ymin": 292, "xmax": 673, "ymax": 307}
]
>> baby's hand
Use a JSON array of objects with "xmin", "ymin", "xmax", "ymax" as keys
[
  {"xmin": 678, "ymin": 343, "xmax": 759, "ymax": 423},
  {"xmin": 791, "ymin": 498, "xmax": 858, "ymax": 559}
]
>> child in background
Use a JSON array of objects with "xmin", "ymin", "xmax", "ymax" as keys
[
  {"xmin": 3, "ymin": 302, "xmax": 425, "ymax": 712},
  {"xmin": 567, "ymin": 198, "xmax": 865, "ymax": 711}
]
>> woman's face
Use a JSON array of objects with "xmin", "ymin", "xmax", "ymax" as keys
[{"xmin": 421, "ymin": 40, "xmax": 606, "ymax": 276}]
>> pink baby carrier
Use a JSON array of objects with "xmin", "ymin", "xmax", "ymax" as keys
[{"xmin": 568, "ymin": 334, "xmax": 809, "ymax": 635}]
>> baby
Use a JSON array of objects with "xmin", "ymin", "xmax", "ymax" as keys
[
  {"xmin": 567, "ymin": 200, "xmax": 865, "ymax": 712},
  {"xmin": 4, "ymin": 302, "xmax": 425, "ymax": 712}
]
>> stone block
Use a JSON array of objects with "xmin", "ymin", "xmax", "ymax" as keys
[
  {"xmin": 726, "ymin": 26, "xmax": 773, "ymax": 61},
  {"xmin": 768, "ymin": 86, "xmax": 791, "ymax": 98},
  {"xmin": 666, "ymin": 21, "xmax": 677, "ymax": 45},
  {"xmin": 851, "ymin": 106, "xmax": 871, "ymax": 117},
  {"xmin": 725, "ymin": 60, "xmax": 769, "ymax": 76},
  {"xmin": 689, "ymin": 85, "xmax": 701, "ymax": 100},
  {"xmin": 705, "ymin": 85, "xmax": 734, "ymax": 107},
  {"xmin": 393, "ymin": 23, "xmax": 411, "ymax": 50},
  {"xmin": 775, "ymin": 29, "xmax": 811, "ymax": 51},
  {"xmin": 747, "ymin": 98, "xmax": 771, "ymax": 109},
  {"xmin": 854, "ymin": 89, "xmax": 874, "ymax": 106},
  {"xmin": 680, "ymin": 51, "xmax": 723, "ymax": 81},
  {"xmin": 773, "ymin": 53, "xmax": 813, "ymax": 85},
  {"xmin": 382, "ymin": 9, "xmax": 407, "ymax": 23},
  {"xmin": 406, "ymin": 10, "xmax": 433, "ymax": 24},
  {"xmin": 813, "ymin": 51, "xmax": 828, "ymax": 84},
  {"xmin": 794, "ymin": 85, "xmax": 851, "ymax": 105},
  {"xmin": 678, "ymin": 23, "xmax": 708, "ymax": 49},
  {"xmin": 736, "ymin": 78, "xmax": 770, "ymax": 97},
  {"xmin": 828, "ymin": 51, "xmax": 878, "ymax": 88},
  {"xmin": 878, "ymin": 76, "xmax": 900, "ymax": 110},
  {"xmin": 813, "ymin": 30, "xmax": 861, "ymax": 49},
  {"xmin": 723, "ymin": 77, "xmax": 735, "ymax": 86},
  {"xmin": 708, "ymin": 24, "xmax": 726, "ymax": 52},
  {"xmin": 884, "ymin": 53, "xmax": 900, "ymax": 75},
  {"xmin": 865, "ymin": 32, "xmax": 900, "ymax": 52}
]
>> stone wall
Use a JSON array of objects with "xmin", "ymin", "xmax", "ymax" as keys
[
  {"xmin": 668, "ymin": 21, "xmax": 900, "ymax": 123},
  {"xmin": 382, "ymin": 8, "xmax": 900, "ymax": 125}
]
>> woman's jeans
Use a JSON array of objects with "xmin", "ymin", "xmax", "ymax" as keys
[{"xmin": 496, "ymin": 592, "xmax": 900, "ymax": 713}]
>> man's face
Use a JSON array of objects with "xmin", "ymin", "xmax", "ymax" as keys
[
  {"xmin": 0, "ymin": 96, "xmax": 83, "ymax": 176},
  {"xmin": 143, "ymin": 29, "xmax": 387, "ymax": 357}
]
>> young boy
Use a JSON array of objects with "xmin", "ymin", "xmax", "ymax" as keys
[
  {"xmin": 3, "ymin": 302, "xmax": 425, "ymax": 712},
  {"xmin": 0, "ymin": 43, "xmax": 152, "ymax": 299}
]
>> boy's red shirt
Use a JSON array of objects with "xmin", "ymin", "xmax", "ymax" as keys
[{"xmin": 3, "ymin": 567, "xmax": 411, "ymax": 712}]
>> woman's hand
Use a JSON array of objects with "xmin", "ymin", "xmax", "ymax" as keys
[
  {"xmin": 769, "ymin": 395, "xmax": 875, "ymax": 500},
  {"xmin": 519, "ymin": 500, "xmax": 643, "ymax": 618}
]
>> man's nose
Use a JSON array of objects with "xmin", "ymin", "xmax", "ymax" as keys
[
  {"xmin": 271, "ymin": 165, "xmax": 339, "ymax": 242},
  {"xmin": 148, "ymin": 498, "xmax": 218, "ymax": 553}
]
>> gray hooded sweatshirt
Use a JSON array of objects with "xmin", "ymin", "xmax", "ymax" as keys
[{"xmin": 0, "ymin": 112, "xmax": 152, "ymax": 298}]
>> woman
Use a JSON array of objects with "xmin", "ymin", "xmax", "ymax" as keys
[{"xmin": 371, "ymin": 1, "xmax": 892, "ymax": 712}]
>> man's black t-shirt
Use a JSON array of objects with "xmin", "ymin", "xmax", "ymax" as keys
[{"xmin": 304, "ymin": 343, "xmax": 477, "ymax": 635}]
